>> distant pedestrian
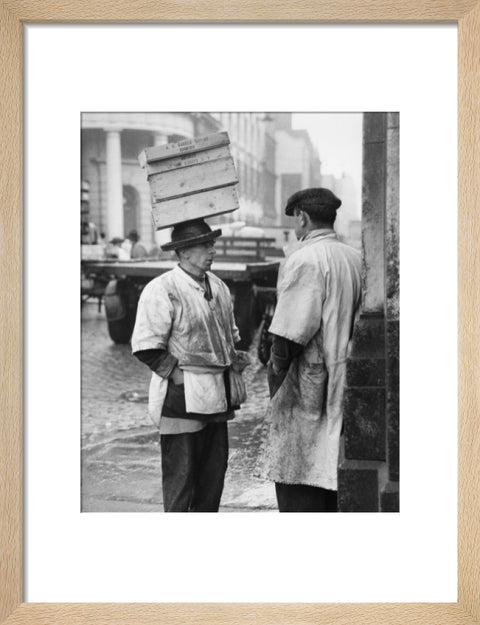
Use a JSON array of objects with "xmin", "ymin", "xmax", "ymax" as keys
[
  {"xmin": 131, "ymin": 219, "xmax": 249, "ymax": 512},
  {"xmin": 98, "ymin": 232, "xmax": 107, "ymax": 257},
  {"xmin": 107, "ymin": 237, "xmax": 130, "ymax": 260},
  {"xmin": 258, "ymin": 188, "xmax": 362, "ymax": 512},
  {"xmin": 127, "ymin": 229, "xmax": 148, "ymax": 259},
  {"xmin": 81, "ymin": 213, "xmax": 99, "ymax": 245}
]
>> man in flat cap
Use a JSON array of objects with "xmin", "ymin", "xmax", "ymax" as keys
[
  {"xmin": 131, "ymin": 219, "xmax": 248, "ymax": 512},
  {"xmin": 259, "ymin": 188, "xmax": 362, "ymax": 512}
]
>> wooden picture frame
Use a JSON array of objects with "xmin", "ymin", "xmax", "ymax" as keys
[{"xmin": 1, "ymin": 2, "xmax": 478, "ymax": 623}]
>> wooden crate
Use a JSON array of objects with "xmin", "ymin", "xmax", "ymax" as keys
[
  {"xmin": 151, "ymin": 186, "xmax": 240, "ymax": 230},
  {"xmin": 139, "ymin": 132, "xmax": 240, "ymax": 229}
]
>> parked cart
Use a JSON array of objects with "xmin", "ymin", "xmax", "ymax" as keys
[{"xmin": 81, "ymin": 236, "xmax": 280, "ymax": 354}]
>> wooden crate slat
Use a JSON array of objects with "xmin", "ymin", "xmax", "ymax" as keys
[
  {"xmin": 152, "ymin": 186, "xmax": 240, "ymax": 229},
  {"xmin": 139, "ymin": 131, "xmax": 230, "ymax": 166},
  {"xmin": 145, "ymin": 146, "xmax": 231, "ymax": 176},
  {"xmin": 150, "ymin": 157, "xmax": 238, "ymax": 202}
]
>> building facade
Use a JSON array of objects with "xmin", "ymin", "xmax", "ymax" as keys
[
  {"xmin": 81, "ymin": 112, "xmax": 219, "ymax": 248},
  {"xmin": 321, "ymin": 172, "xmax": 361, "ymax": 249},
  {"xmin": 272, "ymin": 113, "xmax": 322, "ymax": 229},
  {"xmin": 81, "ymin": 112, "xmax": 321, "ymax": 250}
]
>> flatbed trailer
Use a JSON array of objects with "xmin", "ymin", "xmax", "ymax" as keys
[{"xmin": 81, "ymin": 256, "xmax": 279, "ymax": 354}]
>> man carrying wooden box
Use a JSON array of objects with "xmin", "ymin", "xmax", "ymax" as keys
[{"xmin": 132, "ymin": 133, "xmax": 248, "ymax": 512}]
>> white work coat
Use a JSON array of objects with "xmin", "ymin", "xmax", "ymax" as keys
[
  {"xmin": 259, "ymin": 230, "xmax": 362, "ymax": 490},
  {"xmin": 132, "ymin": 265, "xmax": 241, "ymax": 420}
]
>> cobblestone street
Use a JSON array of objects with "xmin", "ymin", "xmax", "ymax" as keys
[{"xmin": 81, "ymin": 300, "xmax": 277, "ymax": 512}]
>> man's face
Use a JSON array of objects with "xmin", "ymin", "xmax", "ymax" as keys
[
  {"xmin": 293, "ymin": 210, "xmax": 308, "ymax": 240},
  {"xmin": 183, "ymin": 241, "xmax": 216, "ymax": 274}
]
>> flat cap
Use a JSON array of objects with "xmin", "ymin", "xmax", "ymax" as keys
[{"xmin": 285, "ymin": 187, "xmax": 342, "ymax": 217}]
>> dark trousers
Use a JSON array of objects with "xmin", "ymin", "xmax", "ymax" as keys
[
  {"xmin": 275, "ymin": 482, "xmax": 338, "ymax": 512},
  {"xmin": 160, "ymin": 422, "xmax": 228, "ymax": 512}
]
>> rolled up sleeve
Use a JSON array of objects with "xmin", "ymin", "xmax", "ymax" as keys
[{"xmin": 133, "ymin": 348, "xmax": 178, "ymax": 378}]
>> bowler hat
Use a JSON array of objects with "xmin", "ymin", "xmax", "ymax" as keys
[
  {"xmin": 285, "ymin": 187, "xmax": 342, "ymax": 217},
  {"xmin": 127, "ymin": 229, "xmax": 139, "ymax": 242},
  {"xmin": 109, "ymin": 237, "xmax": 124, "ymax": 245},
  {"xmin": 161, "ymin": 219, "xmax": 222, "ymax": 251}
]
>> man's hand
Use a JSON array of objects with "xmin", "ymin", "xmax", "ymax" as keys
[
  {"xmin": 232, "ymin": 350, "xmax": 251, "ymax": 373},
  {"xmin": 267, "ymin": 360, "xmax": 287, "ymax": 399},
  {"xmin": 170, "ymin": 366, "xmax": 184, "ymax": 385}
]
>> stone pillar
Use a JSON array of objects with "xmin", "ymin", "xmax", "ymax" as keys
[
  {"xmin": 362, "ymin": 114, "xmax": 386, "ymax": 313},
  {"xmin": 338, "ymin": 112, "xmax": 399, "ymax": 512},
  {"xmin": 105, "ymin": 128, "xmax": 124, "ymax": 239},
  {"xmin": 383, "ymin": 113, "xmax": 400, "ymax": 510}
]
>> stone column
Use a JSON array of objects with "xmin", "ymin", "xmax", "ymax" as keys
[
  {"xmin": 383, "ymin": 112, "xmax": 400, "ymax": 511},
  {"xmin": 338, "ymin": 112, "xmax": 399, "ymax": 512},
  {"xmin": 105, "ymin": 127, "xmax": 124, "ymax": 239},
  {"xmin": 362, "ymin": 114, "xmax": 386, "ymax": 313}
]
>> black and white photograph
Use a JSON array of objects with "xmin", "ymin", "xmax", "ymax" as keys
[{"xmin": 80, "ymin": 111, "xmax": 399, "ymax": 513}]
